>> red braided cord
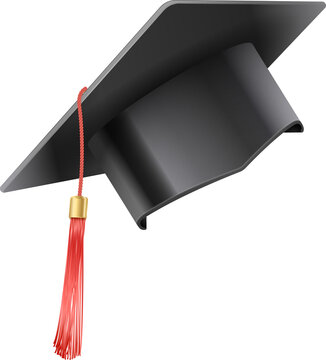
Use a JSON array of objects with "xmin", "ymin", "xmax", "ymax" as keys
[{"xmin": 77, "ymin": 87, "xmax": 87, "ymax": 196}]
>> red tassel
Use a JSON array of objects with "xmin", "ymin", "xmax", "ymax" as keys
[
  {"xmin": 54, "ymin": 87, "xmax": 88, "ymax": 359},
  {"xmin": 54, "ymin": 218, "xmax": 85, "ymax": 359}
]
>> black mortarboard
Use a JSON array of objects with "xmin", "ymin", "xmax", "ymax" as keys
[
  {"xmin": 1, "ymin": 2, "xmax": 325, "ymax": 359},
  {"xmin": 1, "ymin": 1, "xmax": 325, "ymax": 230}
]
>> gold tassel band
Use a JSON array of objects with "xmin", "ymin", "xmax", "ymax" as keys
[{"xmin": 69, "ymin": 196, "xmax": 88, "ymax": 219}]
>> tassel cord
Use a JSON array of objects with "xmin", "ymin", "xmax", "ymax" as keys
[{"xmin": 54, "ymin": 87, "xmax": 88, "ymax": 360}]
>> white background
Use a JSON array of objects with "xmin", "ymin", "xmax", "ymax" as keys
[{"xmin": 0, "ymin": 1, "xmax": 325, "ymax": 359}]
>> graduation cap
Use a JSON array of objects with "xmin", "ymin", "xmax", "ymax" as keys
[{"xmin": 1, "ymin": 1, "xmax": 324, "ymax": 359}]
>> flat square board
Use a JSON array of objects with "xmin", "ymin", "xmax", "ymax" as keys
[{"xmin": 1, "ymin": 1, "xmax": 325, "ymax": 192}]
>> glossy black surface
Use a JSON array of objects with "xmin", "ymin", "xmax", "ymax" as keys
[
  {"xmin": 89, "ymin": 43, "xmax": 303, "ymax": 228},
  {"xmin": 1, "ymin": 1, "xmax": 324, "ymax": 193}
]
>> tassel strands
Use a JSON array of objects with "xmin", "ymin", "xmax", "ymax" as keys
[
  {"xmin": 54, "ymin": 218, "xmax": 85, "ymax": 359},
  {"xmin": 54, "ymin": 87, "xmax": 88, "ymax": 359}
]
